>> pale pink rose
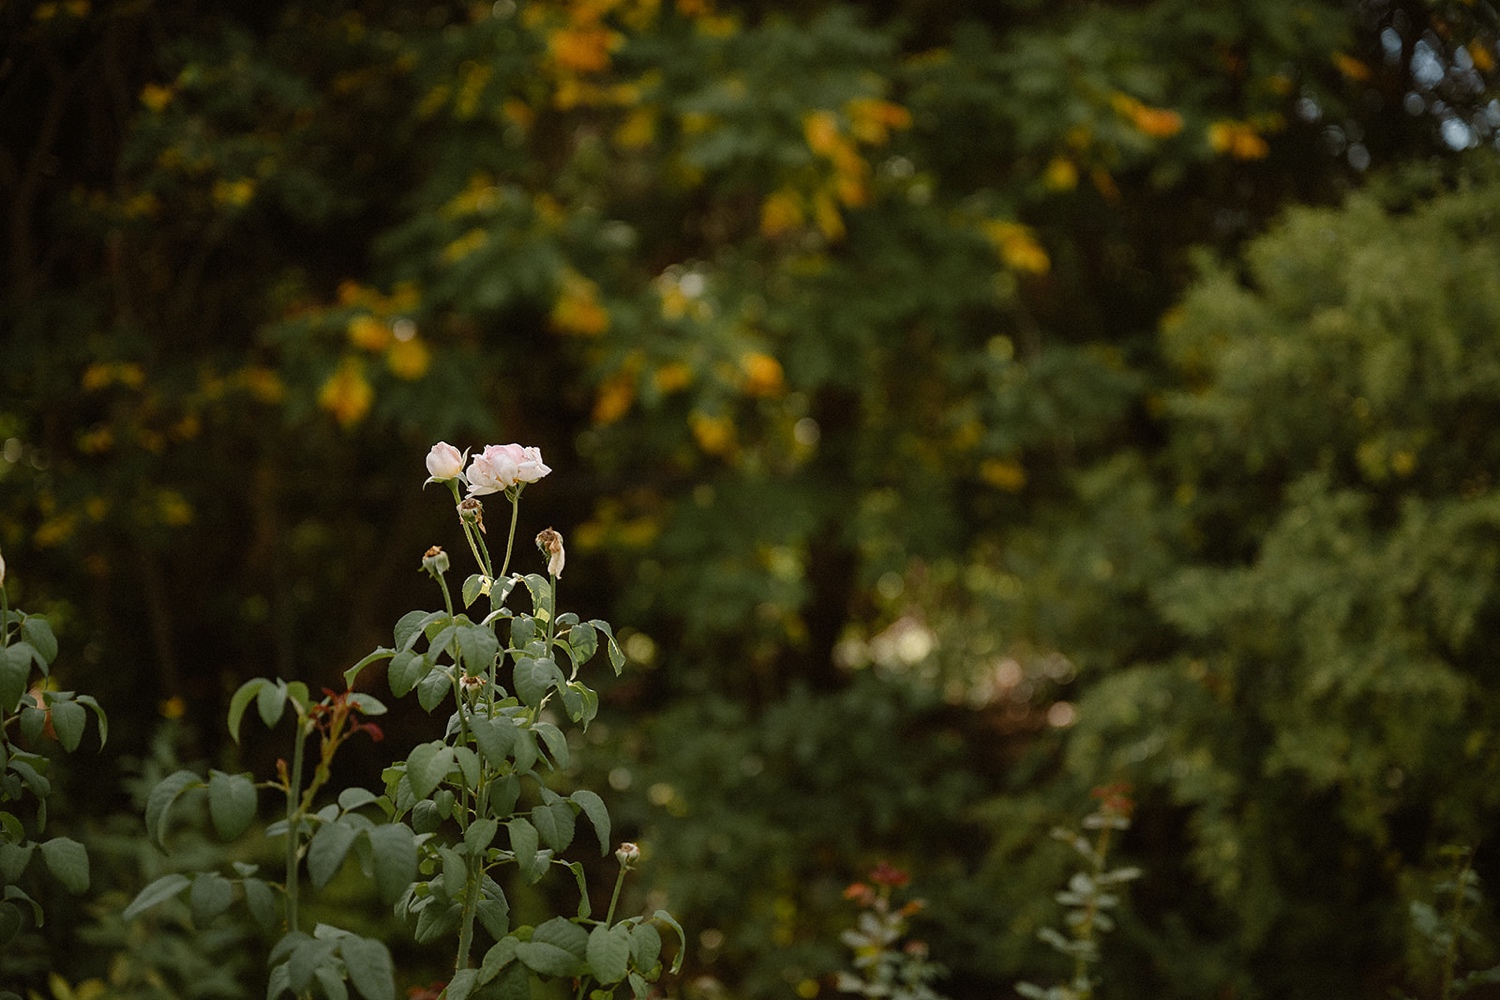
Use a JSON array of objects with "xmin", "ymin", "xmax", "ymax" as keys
[
  {"xmin": 513, "ymin": 445, "xmax": 551, "ymax": 484},
  {"xmin": 424, "ymin": 441, "xmax": 466, "ymax": 482},
  {"xmin": 466, "ymin": 443, "xmax": 551, "ymax": 495},
  {"xmin": 465, "ymin": 445, "xmax": 519, "ymax": 496}
]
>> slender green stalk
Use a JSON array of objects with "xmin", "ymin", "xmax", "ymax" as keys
[
  {"xmin": 497, "ymin": 491, "xmax": 520, "ymax": 580},
  {"xmin": 455, "ymin": 858, "xmax": 484, "ymax": 970},
  {"xmin": 285, "ymin": 717, "xmax": 309, "ymax": 935}
]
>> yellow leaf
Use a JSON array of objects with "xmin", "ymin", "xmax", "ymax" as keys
[
  {"xmin": 550, "ymin": 270, "xmax": 611, "ymax": 336},
  {"xmin": 347, "ymin": 314, "xmax": 391, "ymax": 351},
  {"xmin": 386, "ymin": 337, "xmax": 431, "ymax": 380},
  {"xmin": 760, "ymin": 188, "xmax": 805, "ymax": 237},
  {"xmin": 739, "ymin": 352, "xmax": 784, "ymax": 397},
  {"xmin": 593, "ymin": 374, "xmax": 636, "ymax": 424},
  {"xmin": 1043, "ymin": 157, "xmax": 1078, "ymax": 191},
  {"xmin": 689, "ymin": 410, "xmax": 736, "ymax": 455},
  {"xmin": 980, "ymin": 458, "xmax": 1027, "ymax": 492},
  {"xmin": 318, "ymin": 358, "xmax": 373, "ymax": 427}
]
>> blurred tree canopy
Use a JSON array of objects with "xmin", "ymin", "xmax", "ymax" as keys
[{"xmin": 5, "ymin": 0, "xmax": 1500, "ymax": 996}]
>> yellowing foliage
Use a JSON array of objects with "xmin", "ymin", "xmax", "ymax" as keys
[
  {"xmin": 1043, "ymin": 157, "xmax": 1079, "ymax": 191},
  {"xmin": 82, "ymin": 362, "xmax": 146, "ymax": 391},
  {"xmin": 739, "ymin": 352, "xmax": 784, "ymax": 397},
  {"xmin": 1110, "ymin": 92, "xmax": 1184, "ymax": 138},
  {"xmin": 981, "ymin": 220, "xmax": 1050, "ymax": 275},
  {"xmin": 318, "ymin": 358, "xmax": 374, "ymax": 427},
  {"xmin": 689, "ymin": 410, "xmax": 736, "ymax": 455},
  {"xmin": 1208, "ymin": 120, "xmax": 1270, "ymax": 160},
  {"xmin": 980, "ymin": 458, "xmax": 1027, "ymax": 492},
  {"xmin": 347, "ymin": 314, "xmax": 392, "ymax": 351},
  {"xmin": 140, "ymin": 83, "xmax": 174, "ymax": 112},
  {"xmin": 593, "ymin": 372, "xmax": 637, "ymax": 424},
  {"xmin": 386, "ymin": 337, "xmax": 432, "ymax": 380},
  {"xmin": 551, "ymin": 270, "xmax": 612, "ymax": 336}
]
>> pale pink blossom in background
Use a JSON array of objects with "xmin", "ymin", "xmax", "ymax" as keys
[
  {"xmin": 425, "ymin": 441, "xmax": 466, "ymax": 482},
  {"xmin": 466, "ymin": 443, "xmax": 551, "ymax": 496}
]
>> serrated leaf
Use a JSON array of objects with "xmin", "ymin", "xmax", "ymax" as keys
[
  {"xmin": 507, "ymin": 818, "xmax": 539, "ymax": 882},
  {"xmin": 521, "ymin": 574, "xmax": 552, "ymax": 616},
  {"xmin": 406, "ymin": 743, "xmax": 453, "ymax": 800},
  {"xmin": 472, "ymin": 716, "xmax": 519, "ymax": 768},
  {"xmin": 338, "ymin": 787, "xmax": 380, "ymax": 812},
  {"xmin": 394, "ymin": 609, "xmax": 433, "ymax": 651},
  {"xmin": 416, "ymin": 663, "xmax": 451, "ymax": 712},
  {"xmin": 563, "ymin": 622, "xmax": 597, "ymax": 669},
  {"xmin": 0, "ymin": 646, "xmax": 29, "ymax": 714},
  {"xmin": 0, "ymin": 842, "xmax": 32, "ymax": 883},
  {"xmin": 19, "ymin": 618, "xmax": 58, "ymax": 664},
  {"xmin": 123, "ymin": 873, "xmax": 190, "ymax": 920},
  {"xmin": 516, "ymin": 928, "xmax": 586, "ymax": 977},
  {"xmin": 341, "ymin": 935, "xmax": 395, "ymax": 1000},
  {"xmin": 462, "ymin": 574, "xmax": 487, "ymax": 609},
  {"xmin": 588, "ymin": 924, "xmax": 633, "ymax": 984},
  {"xmin": 629, "ymin": 921, "xmax": 662, "ymax": 971},
  {"xmin": 208, "ymin": 771, "xmax": 258, "ymax": 840},
  {"xmin": 570, "ymin": 790, "xmax": 611, "ymax": 856},
  {"xmin": 367, "ymin": 823, "xmax": 417, "ymax": 906},
  {"xmin": 479, "ymin": 937, "xmax": 520, "ymax": 984},
  {"xmin": 40, "ymin": 839, "xmax": 87, "ymax": 893},
  {"xmin": 315, "ymin": 966, "xmax": 350, "ymax": 1000},
  {"xmin": 447, "ymin": 969, "xmax": 479, "ymax": 1000},
  {"xmin": 530, "ymin": 801, "xmax": 574, "ymax": 852},
  {"xmin": 514, "ymin": 657, "xmax": 562, "ymax": 708},
  {"xmin": 457, "ymin": 625, "xmax": 500, "ymax": 675},
  {"xmin": 476, "ymin": 883, "xmax": 510, "ymax": 939},
  {"xmin": 534, "ymin": 722, "xmax": 569, "ymax": 769},
  {"xmin": 653, "ymin": 910, "xmax": 687, "ymax": 973},
  {"xmin": 307, "ymin": 820, "xmax": 359, "ymax": 889},
  {"xmin": 510, "ymin": 616, "xmax": 536, "ymax": 649},
  {"xmin": 388, "ymin": 651, "xmax": 424, "ymax": 699},
  {"xmin": 343, "ymin": 647, "xmax": 393, "ymax": 689},
  {"xmin": 466, "ymin": 817, "xmax": 499, "ymax": 857},
  {"xmin": 47, "ymin": 698, "xmax": 85, "ymax": 752},
  {"xmin": 287, "ymin": 936, "xmax": 337, "ymax": 995},
  {"xmin": 189, "ymin": 871, "xmax": 233, "ymax": 926},
  {"xmin": 227, "ymin": 679, "xmax": 268, "ymax": 743},
  {"xmin": 243, "ymin": 876, "xmax": 278, "ymax": 932},
  {"xmin": 479, "ymin": 959, "xmax": 530, "ymax": 1000},
  {"xmin": 256, "ymin": 680, "xmax": 287, "ymax": 730},
  {"xmin": 74, "ymin": 695, "xmax": 106, "ymax": 747},
  {"xmin": 145, "ymin": 770, "xmax": 204, "ymax": 852}
]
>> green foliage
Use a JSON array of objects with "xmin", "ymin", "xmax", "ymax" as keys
[
  {"xmin": 7, "ymin": 0, "xmax": 1500, "ymax": 996},
  {"xmin": 0, "ymin": 576, "xmax": 107, "ymax": 993}
]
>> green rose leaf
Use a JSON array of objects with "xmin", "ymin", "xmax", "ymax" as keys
[
  {"xmin": 472, "ymin": 716, "xmax": 519, "ymax": 769},
  {"xmin": 19, "ymin": 618, "xmax": 57, "ymax": 665},
  {"xmin": 563, "ymin": 622, "xmax": 597, "ymax": 668},
  {"xmin": 514, "ymin": 656, "xmax": 563, "ymax": 708},
  {"xmin": 416, "ymin": 663, "xmax": 451, "ymax": 712},
  {"xmin": 75, "ymin": 695, "xmax": 107, "ymax": 748},
  {"xmin": 145, "ymin": 770, "xmax": 205, "ymax": 852},
  {"xmin": 529, "ymin": 801, "xmax": 574, "ymax": 853},
  {"xmin": 307, "ymin": 819, "xmax": 359, "ymax": 889},
  {"xmin": 243, "ymin": 876, "xmax": 278, "ymax": 932},
  {"xmin": 47, "ymin": 698, "xmax": 86, "ymax": 752},
  {"xmin": 208, "ymin": 770, "xmax": 258, "ymax": 841},
  {"xmin": 340, "ymin": 934, "xmax": 395, "ymax": 1000},
  {"xmin": 0, "ymin": 646, "xmax": 29, "ymax": 714},
  {"xmin": 256, "ymin": 679, "xmax": 287, "ymax": 730},
  {"xmin": 226, "ymin": 678, "xmax": 268, "ymax": 743},
  {"xmin": 569, "ymin": 790, "xmax": 611, "ymax": 855},
  {"xmin": 406, "ymin": 742, "xmax": 453, "ymax": 801},
  {"xmin": 39, "ymin": 837, "xmax": 88, "ymax": 893},
  {"xmin": 366, "ymin": 823, "xmax": 418, "ymax": 906},
  {"xmin": 515, "ymin": 917, "xmax": 587, "ymax": 978},
  {"xmin": 629, "ymin": 921, "xmax": 662, "ymax": 972},
  {"xmin": 123, "ymin": 873, "xmax": 190, "ymax": 920},
  {"xmin": 457, "ymin": 624, "xmax": 500, "ymax": 674},
  {"xmin": 507, "ymin": 818, "xmax": 539, "ymax": 882},
  {"xmin": 189, "ymin": 871, "xmax": 233, "ymax": 927},
  {"xmin": 587, "ymin": 923, "xmax": 633, "ymax": 984},
  {"xmin": 533, "ymin": 722, "xmax": 569, "ymax": 770},
  {"xmin": 654, "ymin": 910, "xmax": 687, "ymax": 973}
]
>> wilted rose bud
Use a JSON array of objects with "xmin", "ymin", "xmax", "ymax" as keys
[
  {"xmin": 421, "ymin": 545, "xmax": 450, "ymax": 576},
  {"xmin": 536, "ymin": 527, "xmax": 565, "ymax": 578},
  {"xmin": 615, "ymin": 841, "xmax": 641, "ymax": 867},
  {"xmin": 424, "ymin": 441, "xmax": 466, "ymax": 483},
  {"xmin": 458, "ymin": 497, "xmax": 486, "ymax": 534}
]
